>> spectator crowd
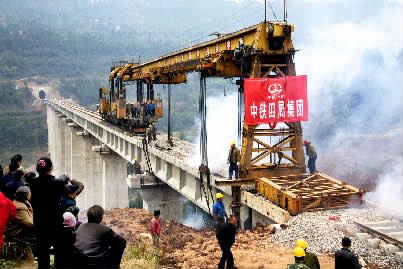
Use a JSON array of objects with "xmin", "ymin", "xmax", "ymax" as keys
[{"xmin": 0, "ymin": 154, "xmax": 126, "ymax": 268}]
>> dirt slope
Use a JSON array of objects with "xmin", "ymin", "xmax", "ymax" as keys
[{"xmin": 103, "ymin": 208, "xmax": 335, "ymax": 269}]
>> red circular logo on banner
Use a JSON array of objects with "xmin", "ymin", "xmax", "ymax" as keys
[{"xmin": 268, "ymin": 82, "xmax": 283, "ymax": 96}]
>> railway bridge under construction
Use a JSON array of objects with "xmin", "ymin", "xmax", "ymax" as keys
[{"xmin": 45, "ymin": 99, "xmax": 293, "ymax": 228}]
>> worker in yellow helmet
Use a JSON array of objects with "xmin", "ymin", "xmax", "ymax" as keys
[
  {"xmin": 213, "ymin": 193, "xmax": 227, "ymax": 234},
  {"xmin": 227, "ymin": 141, "xmax": 240, "ymax": 179},
  {"xmin": 296, "ymin": 239, "xmax": 320, "ymax": 269},
  {"xmin": 131, "ymin": 157, "xmax": 141, "ymax": 174},
  {"xmin": 286, "ymin": 247, "xmax": 309, "ymax": 269}
]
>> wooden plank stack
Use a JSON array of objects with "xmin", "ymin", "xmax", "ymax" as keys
[{"xmin": 256, "ymin": 172, "xmax": 363, "ymax": 215}]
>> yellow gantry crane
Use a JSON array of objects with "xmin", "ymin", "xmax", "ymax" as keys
[{"xmin": 99, "ymin": 19, "xmax": 362, "ymax": 219}]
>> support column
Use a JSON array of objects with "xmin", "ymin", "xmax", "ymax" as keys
[
  {"xmin": 54, "ymin": 114, "xmax": 66, "ymax": 177},
  {"xmin": 138, "ymin": 185, "xmax": 184, "ymax": 223},
  {"xmin": 101, "ymin": 153, "xmax": 129, "ymax": 209},
  {"xmin": 62, "ymin": 118, "xmax": 72, "ymax": 176},
  {"xmin": 46, "ymin": 106, "xmax": 53, "ymax": 156},
  {"xmin": 81, "ymin": 136, "xmax": 103, "ymax": 209},
  {"xmin": 70, "ymin": 126, "xmax": 86, "ymax": 210},
  {"xmin": 51, "ymin": 110, "xmax": 59, "ymax": 172}
]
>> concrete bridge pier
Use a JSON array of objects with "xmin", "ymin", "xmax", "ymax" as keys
[
  {"xmin": 137, "ymin": 184, "xmax": 184, "ymax": 223},
  {"xmin": 100, "ymin": 151, "xmax": 128, "ymax": 209}
]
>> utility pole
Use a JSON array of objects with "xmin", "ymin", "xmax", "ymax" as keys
[{"xmin": 264, "ymin": 0, "xmax": 267, "ymax": 22}]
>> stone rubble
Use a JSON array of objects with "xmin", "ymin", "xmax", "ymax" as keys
[{"xmin": 270, "ymin": 208, "xmax": 403, "ymax": 268}]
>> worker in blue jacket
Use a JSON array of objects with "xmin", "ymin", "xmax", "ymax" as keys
[{"xmin": 213, "ymin": 193, "xmax": 227, "ymax": 234}]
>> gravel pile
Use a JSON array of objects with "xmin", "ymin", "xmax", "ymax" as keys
[{"xmin": 271, "ymin": 208, "xmax": 402, "ymax": 268}]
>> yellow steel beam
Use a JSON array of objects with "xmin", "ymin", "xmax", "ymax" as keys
[{"xmin": 115, "ymin": 21, "xmax": 294, "ymax": 83}]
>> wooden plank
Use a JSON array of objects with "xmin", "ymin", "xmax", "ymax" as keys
[
  {"xmin": 241, "ymin": 190, "xmax": 291, "ymax": 223},
  {"xmin": 258, "ymin": 177, "xmax": 297, "ymax": 199},
  {"xmin": 317, "ymin": 172, "xmax": 361, "ymax": 192},
  {"xmin": 214, "ymin": 178, "xmax": 256, "ymax": 186},
  {"xmin": 286, "ymin": 174, "xmax": 317, "ymax": 190}
]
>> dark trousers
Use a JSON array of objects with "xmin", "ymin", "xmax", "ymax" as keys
[
  {"xmin": 37, "ymin": 232, "xmax": 59, "ymax": 269},
  {"xmin": 229, "ymin": 163, "xmax": 238, "ymax": 179},
  {"xmin": 218, "ymin": 243, "xmax": 234, "ymax": 269},
  {"xmin": 307, "ymin": 157, "xmax": 317, "ymax": 174}
]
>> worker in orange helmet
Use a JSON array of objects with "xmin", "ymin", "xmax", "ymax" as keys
[
  {"xmin": 296, "ymin": 239, "xmax": 320, "ymax": 269},
  {"xmin": 303, "ymin": 140, "xmax": 317, "ymax": 174},
  {"xmin": 227, "ymin": 141, "xmax": 240, "ymax": 179}
]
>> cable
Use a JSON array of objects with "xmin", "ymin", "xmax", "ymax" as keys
[
  {"xmin": 268, "ymin": 0, "xmax": 280, "ymax": 22},
  {"xmin": 199, "ymin": 74, "xmax": 208, "ymax": 167}
]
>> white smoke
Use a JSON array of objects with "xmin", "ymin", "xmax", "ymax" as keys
[
  {"xmin": 364, "ymin": 159, "xmax": 403, "ymax": 219},
  {"xmin": 186, "ymin": 1, "xmax": 402, "ymax": 184},
  {"xmin": 182, "ymin": 213, "xmax": 206, "ymax": 230},
  {"xmin": 186, "ymin": 93, "xmax": 238, "ymax": 174}
]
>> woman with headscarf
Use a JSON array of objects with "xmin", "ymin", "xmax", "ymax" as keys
[
  {"xmin": 5, "ymin": 185, "xmax": 38, "ymax": 257},
  {"xmin": 30, "ymin": 157, "xmax": 69, "ymax": 269},
  {"xmin": 56, "ymin": 212, "xmax": 77, "ymax": 268}
]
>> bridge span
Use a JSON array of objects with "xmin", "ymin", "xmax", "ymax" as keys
[{"xmin": 44, "ymin": 99, "xmax": 291, "ymax": 228}]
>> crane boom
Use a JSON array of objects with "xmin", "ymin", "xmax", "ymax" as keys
[
  {"xmin": 106, "ymin": 21, "xmax": 307, "ymax": 222},
  {"xmin": 116, "ymin": 22, "xmax": 295, "ymax": 83}
]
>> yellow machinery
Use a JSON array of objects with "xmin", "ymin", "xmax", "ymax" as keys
[
  {"xmin": 101, "ymin": 21, "xmax": 362, "ymax": 217},
  {"xmin": 98, "ymin": 61, "xmax": 163, "ymax": 133}
]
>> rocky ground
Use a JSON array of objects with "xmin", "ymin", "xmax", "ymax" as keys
[
  {"xmin": 103, "ymin": 208, "xmax": 335, "ymax": 269},
  {"xmin": 271, "ymin": 208, "xmax": 403, "ymax": 269}
]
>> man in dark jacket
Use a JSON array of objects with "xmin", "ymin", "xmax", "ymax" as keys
[
  {"xmin": 216, "ymin": 215, "xmax": 237, "ymax": 269},
  {"xmin": 335, "ymin": 237, "xmax": 362, "ymax": 269},
  {"xmin": 227, "ymin": 142, "xmax": 241, "ymax": 179},
  {"xmin": 75, "ymin": 205, "xmax": 126, "ymax": 268},
  {"xmin": 0, "ymin": 162, "xmax": 18, "ymax": 193},
  {"xmin": 304, "ymin": 140, "xmax": 317, "ymax": 174}
]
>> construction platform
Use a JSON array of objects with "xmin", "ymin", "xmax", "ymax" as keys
[
  {"xmin": 214, "ymin": 172, "xmax": 363, "ymax": 216},
  {"xmin": 256, "ymin": 172, "xmax": 363, "ymax": 215}
]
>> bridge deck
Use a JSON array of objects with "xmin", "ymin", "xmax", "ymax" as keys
[{"xmin": 45, "ymin": 99, "xmax": 292, "ymax": 226}]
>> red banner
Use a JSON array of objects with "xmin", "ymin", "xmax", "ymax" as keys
[{"xmin": 244, "ymin": 75, "xmax": 308, "ymax": 125}]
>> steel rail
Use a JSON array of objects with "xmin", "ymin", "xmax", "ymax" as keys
[{"xmin": 354, "ymin": 221, "xmax": 403, "ymax": 248}]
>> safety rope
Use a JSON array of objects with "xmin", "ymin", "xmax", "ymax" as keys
[
  {"xmin": 199, "ymin": 75, "xmax": 208, "ymax": 167},
  {"xmin": 142, "ymin": 138, "xmax": 154, "ymax": 175},
  {"xmin": 198, "ymin": 74, "xmax": 214, "ymax": 210}
]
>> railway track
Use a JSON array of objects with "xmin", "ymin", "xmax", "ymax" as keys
[
  {"xmin": 56, "ymin": 100, "xmax": 102, "ymax": 120},
  {"xmin": 355, "ymin": 220, "xmax": 403, "ymax": 249}
]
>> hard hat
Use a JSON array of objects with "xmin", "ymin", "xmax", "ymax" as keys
[
  {"xmin": 216, "ymin": 193, "xmax": 224, "ymax": 199},
  {"xmin": 231, "ymin": 141, "xmax": 236, "ymax": 145},
  {"xmin": 294, "ymin": 247, "xmax": 305, "ymax": 257},
  {"xmin": 303, "ymin": 140, "xmax": 309, "ymax": 145},
  {"xmin": 296, "ymin": 239, "xmax": 308, "ymax": 249},
  {"xmin": 132, "ymin": 157, "xmax": 136, "ymax": 161}
]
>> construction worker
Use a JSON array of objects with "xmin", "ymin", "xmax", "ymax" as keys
[
  {"xmin": 146, "ymin": 124, "xmax": 152, "ymax": 144},
  {"xmin": 151, "ymin": 123, "xmax": 157, "ymax": 141},
  {"xmin": 213, "ymin": 193, "xmax": 227, "ymax": 234},
  {"xmin": 131, "ymin": 158, "xmax": 141, "ymax": 174},
  {"xmin": 296, "ymin": 239, "xmax": 320, "ymax": 269},
  {"xmin": 150, "ymin": 209, "xmax": 161, "ymax": 250},
  {"xmin": 335, "ymin": 237, "xmax": 362, "ymax": 269},
  {"xmin": 304, "ymin": 140, "xmax": 317, "ymax": 174},
  {"xmin": 286, "ymin": 247, "xmax": 310, "ymax": 269},
  {"xmin": 216, "ymin": 215, "xmax": 237, "ymax": 269},
  {"xmin": 227, "ymin": 141, "xmax": 240, "ymax": 179}
]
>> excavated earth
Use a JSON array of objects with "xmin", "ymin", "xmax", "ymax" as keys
[{"xmin": 103, "ymin": 208, "xmax": 335, "ymax": 269}]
